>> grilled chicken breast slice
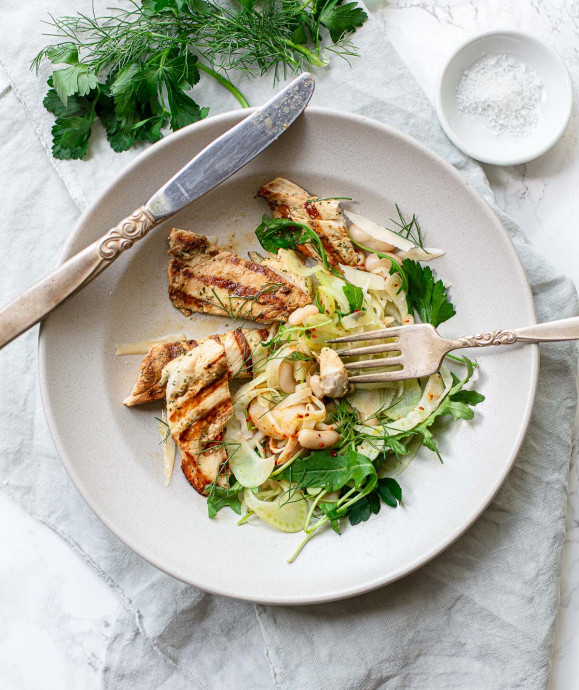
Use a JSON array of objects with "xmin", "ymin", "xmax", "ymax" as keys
[
  {"xmin": 168, "ymin": 229, "xmax": 311, "ymax": 323},
  {"xmin": 162, "ymin": 338, "xmax": 233, "ymax": 493},
  {"xmin": 257, "ymin": 177, "xmax": 357, "ymax": 267},
  {"xmin": 123, "ymin": 327, "xmax": 271, "ymax": 407},
  {"xmin": 247, "ymin": 248, "xmax": 313, "ymax": 298}
]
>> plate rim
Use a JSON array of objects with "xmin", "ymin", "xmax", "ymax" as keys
[{"xmin": 38, "ymin": 106, "xmax": 539, "ymax": 604}]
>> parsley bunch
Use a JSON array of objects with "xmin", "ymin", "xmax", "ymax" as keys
[{"xmin": 32, "ymin": 0, "xmax": 368, "ymax": 160}]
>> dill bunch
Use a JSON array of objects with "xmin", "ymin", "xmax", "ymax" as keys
[{"xmin": 32, "ymin": 0, "xmax": 368, "ymax": 160}]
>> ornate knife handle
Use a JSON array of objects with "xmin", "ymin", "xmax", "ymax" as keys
[
  {"xmin": 450, "ymin": 317, "xmax": 579, "ymax": 351},
  {"xmin": 0, "ymin": 206, "xmax": 157, "ymax": 350}
]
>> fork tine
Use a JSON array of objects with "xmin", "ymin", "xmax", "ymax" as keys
[
  {"xmin": 336, "ymin": 341, "xmax": 401, "ymax": 357},
  {"xmin": 327, "ymin": 326, "xmax": 405, "ymax": 344},
  {"xmin": 348, "ymin": 371, "xmax": 406, "ymax": 383},
  {"xmin": 343, "ymin": 356, "xmax": 403, "ymax": 370}
]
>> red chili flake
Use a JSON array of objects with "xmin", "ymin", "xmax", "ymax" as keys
[
  {"xmin": 419, "ymin": 406, "xmax": 424, "ymax": 410},
  {"xmin": 331, "ymin": 450, "xmax": 338, "ymax": 457},
  {"xmin": 319, "ymin": 443, "xmax": 324, "ymax": 448},
  {"xmin": 354, "ymin": 309, "xmax": 361, "ymax": 313},
  {"xmin": 393, "ymin": 284, "xmax": 399, "ymax": 288},
  {"xmin": 312, "ymin": 334, "xmax": 317, "ymax": 338},
  {"xmin": 428, "ymin": 393, "xmax": 434, "ymax": 400}
]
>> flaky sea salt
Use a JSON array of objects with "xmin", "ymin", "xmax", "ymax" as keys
[{"xmin": 456, "ymin": 54, "xmax": 544, "ymax": 137}]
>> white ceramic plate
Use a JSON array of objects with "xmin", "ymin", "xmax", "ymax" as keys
[{"xmin": 39, "ymin": 108, "xmax": 538, "ymax": 604}]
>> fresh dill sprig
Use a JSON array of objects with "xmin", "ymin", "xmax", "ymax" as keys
[
  {"xmin": 203, "ymin": 282, "xmax": 285, "ymax": 324},
  {"xmin": 32, "ymin": 0, "xmax": 368, "ymax": 160}
]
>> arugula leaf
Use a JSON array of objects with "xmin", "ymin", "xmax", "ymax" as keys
[
  {"xmin": 51, "ymin": 115, "xmax": 94, "ymax": 160},
  {"xmin": 378, "ymin": 477, "xmax": 402, "ymax": 507},
  {"xmin": 409, "ymin": 356, "xmax": 484, "ymax": 457},
  {"xmin": 279, "ymin": 447, "xmax": 376, "ymax": 492},
  {"xmin": 402, "ymin": 259, "xmax": 456, "ymax": 327},
  {"xmin": 319, "ymin": 502, "xmax": 344, "ymax": 533},
  {"xmin": 319, "ymin": 0, "xmax": 368, "ymax": 43},
  {"xmin": 207, "ymin": 481, "xmax": 243, "ymax": 518},
  {"xmin": 343, "ymin": 284, "xmax": 364, "ymax": 313}
]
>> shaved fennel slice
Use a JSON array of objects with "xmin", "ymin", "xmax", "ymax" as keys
[
  {"xmin": 228, "ymin": 439, "xmax": 275, "ymax": 489},
  {"xmin": 385, "ymin": 367, "xmax": 453, "ymax": 434},
  {"xmin": 341, "ymin": 264, "xmax": 386, "ymax": 291},
  {"xmin": 115, "ymin": 333, "xmax": 187, "ymax": 355},
  {"xmin": 396, "ymin": 247, "xmax": 444, "ymax": 261},
  {"xmin": 380, "ymin": 436, "xmax": 423, "ymax": 478},
  {"xmin": 244, "ymin": 489, "xmax": 308, "ymax": 532},
  {"xmin": 344, "ymin": 210, "xmax": 415, "ymax": 252},
  {"xmin": 383, "ymin": 379, "xmax": 422, "ymax": 420},
  {"xmin": 349, "ymin": 387, "xmax": 395, "ymax": 421},
  {"xmin": 158, "ymin": 410, "xmax": 176, "ymax": 486},
  {"xmin": 344, "ymin": 211, "xmax": 444, "ymax": 261}
]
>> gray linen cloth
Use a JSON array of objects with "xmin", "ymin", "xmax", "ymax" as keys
[{"xmin": 0, "ymin": 2, "xmax": 577, "ymax": 688}]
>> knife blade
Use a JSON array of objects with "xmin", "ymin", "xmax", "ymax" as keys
[
  {"xmin": 147, "ymin": 72, "xmax": 315, "ymax": 219},
  {"xmin": 0, "ymin": 73, "xmax": 315, "ymax": 350}
]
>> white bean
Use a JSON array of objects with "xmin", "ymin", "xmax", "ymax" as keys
[
  {"xmin": 348, "ymin": 223, "xmax": 371, "ymax": 245},
  {"xmin": 366, "ymin": 253, "xmax": 401, "ymax": 274},
  {"xmin": 298, "ymin": 428, "xmax": 340, "ymax": 450},
  {"xmin": 288, "ymin": 304, "xmax": 319, "ymax": 326},
  {"xmin": 279, "ymin": 361, "xmax": 296, "ymax": 394},
  {"xmin": 309, "ymin": 374, "xmax": 324, "ymax": 399}
]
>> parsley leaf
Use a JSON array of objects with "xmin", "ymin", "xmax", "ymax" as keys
[
  {"xmin": 343, "ymin": 284, "xmax": 364, "ymax": 313},
  {"xmin": 52, "ymin": 115, "xmax": 94, "ymax": 160},
  {"xmin": 402, "ymin": 259, "xmax": 456, "ymax": 327},
  {"xmin": 207, "ymin": 481, "xmax": 243, "ymax": 518},
  {"xmin": 319, "ymin": 0, "xmax": 368, "ymax": 43},
  {"xmin": 52, "ymin": 64, "xmax": 98, "ymax": 106}
]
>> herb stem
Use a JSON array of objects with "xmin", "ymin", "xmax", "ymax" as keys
[
  {"xmin": 287, "ymin": 516, "xmax": 330, "ymax": 563},
  {"xmin": 197, "ymin": 63, "xmax": 250, "ymax": 108},
  {"xmin": 282, "ymin": 39, "xmax": 328, "ymax": 68}
]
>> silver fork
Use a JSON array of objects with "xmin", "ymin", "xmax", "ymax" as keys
[{"xmin": 328, "ymin": 318, "xmax": 579, "ymax": 383}]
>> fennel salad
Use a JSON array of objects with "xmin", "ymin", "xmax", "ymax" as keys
[{"xmin": 161, "ymin": 204, "xmax": 483, "ymax": 562}]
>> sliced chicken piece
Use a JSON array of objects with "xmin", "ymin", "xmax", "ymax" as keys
[
  {"xmin": 319, "ymin": 347, "xmax": 349, "ymax": 398},
  {"xmin": 247, "ymin": 248, "xmax": 313, "ymax": 298},
  {"xmin": 257, "ymin": 177, "xmax": 357, "ymax": 267},
  {"xmin": 163, "ymin": 338, "xmax": 233, "ymax": 493},
  {"xmin": 123, "ymin": 327, "xmax": 271, "ymax": 407},
  {"xmin": 168, "ymin": 229, "xmax": 311, "ymax": 323}
]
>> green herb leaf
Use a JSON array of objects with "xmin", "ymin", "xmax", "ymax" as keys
[
  {"xmin": 378, "ymin": 477, "xmax": 402, "ymax": 507},
  {"xmin": 52, "ymin": 64, "xmax": 98, "ymax": 106},
  {"xmin": 402, "ymin": 259, "xmax": 456, "ymax": 327},
  {"xmin": 46, "ymin": 43, "xmax": 79, "ymax": 65},
  {"xmin": 319, "ymin": 0, "xmax": 368, "ymax": 43},
  {"xmin": 342, "ymin": 283, "xmax": 364, "ymax": 313},
  {"xmin": 43, "ymin": 88, "xmax": 91, "ymax": 118},
  {"xmin": 51, "ymin": 115, "xmax": 94, "ymax": 160},
  {"xmin": 166, "ymin": 80, "xmax": 209, "ymax": 130},
  {"xmin": 280, "ymin": 447, "xmax": 376, "ymax": 492},
  {"xmin": 207, "ymin": 481, "xmax": 243, "ymax": 518}
]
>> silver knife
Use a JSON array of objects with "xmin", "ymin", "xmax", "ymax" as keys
[{"xmin": 0, "ymin": 73, "xmax": 315, "ymax": 350}]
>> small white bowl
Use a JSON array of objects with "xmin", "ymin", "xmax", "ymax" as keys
[{"xmin": 435, "ymin": 29, "xmax": 573, "ymax": 166}]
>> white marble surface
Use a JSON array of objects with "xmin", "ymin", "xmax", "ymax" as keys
[{"xmin": 2, "ymin": 1, "xmax": 579, "ymax": 687}]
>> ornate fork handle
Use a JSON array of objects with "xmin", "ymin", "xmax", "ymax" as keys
[
  {"xmin": 454, "ymin": 330, "xmax": 518, "ymax": 347},
  {"xmin": 450, "ymin": 317, "xmax": 579, "ymax": 352}
]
